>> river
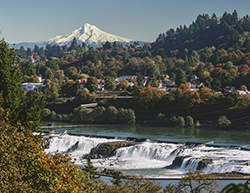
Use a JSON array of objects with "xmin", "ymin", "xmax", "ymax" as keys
[{"xmin": 41, "ymin": 123, "xmax": 250, "ymax": 187}]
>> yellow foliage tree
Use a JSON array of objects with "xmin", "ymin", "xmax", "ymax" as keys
[
  {"xmin": 0, "ymin": 94, "xmax": 103, "ymax": 192},
  {"xmin": 181, "ymin": 90, "xmax": 201, "ymax": 108},
  {"xmin": 198, "ymin": 86, "xmax": 213, "ymax": 103},
  {"xmin": 134, "ymin": 87, "xmax": 166, "ymax": 109},
  {"xmin": 118, "ymin": 79, "xmax": 129, "ymax": 90},
  {"xmin": 178, "ymin": 84, "xmax": 191, "ymax": 92}
]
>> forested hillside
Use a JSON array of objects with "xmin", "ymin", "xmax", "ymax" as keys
[
  {"xmin": 152, "ymin": 10, "xmax": 250, "ymax": 58},
  {"xmin": 15, "ymin": 10, "xmax": 250, "ymax": 127}
]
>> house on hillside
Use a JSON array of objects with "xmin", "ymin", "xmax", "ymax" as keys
[
  {"xmin": 162, "ymin": 80, "xmax": 175, "ymax": 87},
  {"xmin": 21, "ymin": 83, "xmax": 43, "ymax": 91},
  {"xmin": 187, "ymin": 81, "xmax": 203, "ymax": 88},
  {"xmin": 116, "ymin": 75, "xmax": 138, "ymax": 81},
  {"xmin": 76, "ymin": 79, "xmax": 105, "ymax": 91}
]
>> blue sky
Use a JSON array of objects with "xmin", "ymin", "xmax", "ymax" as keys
[{"xmin": 1, "ymin": 0, "xmax": 250, "ymax": 44}]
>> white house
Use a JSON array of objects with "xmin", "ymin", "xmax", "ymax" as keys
[{"xmin": 21, "ymin": 83, "xmax": 43, "ymax": 91}]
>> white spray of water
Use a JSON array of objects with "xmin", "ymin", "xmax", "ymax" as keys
[{"xmin": 44, "ymin": 134, "xmax": 250, "ymax": 178}]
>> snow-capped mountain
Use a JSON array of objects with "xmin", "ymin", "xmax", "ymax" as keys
[{"xmin": 11, "ymin": 23, "xmax": 144, "ymax": 49}]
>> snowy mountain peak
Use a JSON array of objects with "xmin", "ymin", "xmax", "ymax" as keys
[
  {"xmin": 46, "ymin": 23, "xmax": 133, "ymax": 47},
  {"xmin": 11, "ymin": 23, "xmax": 146, "ymax": 49}
]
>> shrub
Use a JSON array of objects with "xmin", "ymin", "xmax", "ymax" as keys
[
  {"xmin": 50, "ymin": 110, "xmax": 57, "ymax": 120},
  {"xmin": 169, "ymin": 116, "xmax": 178, "ymax": 126},
  {"xmin": 47, "ymin": 92, "xmax": 59, "ymax": 102},
  {"xmin": 104, "ymin": 106, "xmax": 118, "ymax": 123},
  {"xmin": 122, "ymin": 109, "xmax": 136, "ymax": 124},
  {"xmin": 218, "ymin": 116, "xmax": 231, "ymax": 127},
  {"xmin": 186, "ymin": 115, "xmax": 194, "ymax": 127},
  {"xmin": 62, "ymin": 114, "xmax": 70, "ymax": 121},
  {"xmin": 98, "ymin": 99, "xmax": 107, "ymax": 106},
  {"xmin": 196, "ymin": 120, "xmax": 201, "ymax": 127},
  {"xmin": 236, "ymin": 95, "xmax": 250, "ymax": 109},
  {"xmin": 56, "ymin": 114, "xmax": 63, "ymax": 121},
  {"xmin": 42, "ymin": 108, "xmax": 51, "ymax": 118},
  {"xmin": 72, "ymin": 106, "xmax": 92, "ymax": 123},
  {"xmin": 177, "ymin": 116, "xmax": 185, "ymax": 127},
  {"xmin": 240, "ymin": 85, "xmax": 247, "ymax": 91},
  {"xmin": 156, "ymin": 113, "xmax": 166, "ymax": 126},
  {"xmin": 91, "ymin": 106, "xmax": 106, "ymax": 123}
]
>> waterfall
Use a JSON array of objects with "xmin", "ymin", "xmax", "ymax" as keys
[
  {"xmin": 44, "ymin": 134, "xmax": 122, "ymax": 164},
  {"xmin": 43, "ymin": 133, "xmax": 250, "ymax": 177}
]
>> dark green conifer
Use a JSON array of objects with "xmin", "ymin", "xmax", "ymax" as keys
[
  {"xmin": 0, "ymin": 38, "xmax": 44, "ymax": 131},
  {"xmin": 83, "ymin": 154, "xmax": 99, "ymax": 179}
]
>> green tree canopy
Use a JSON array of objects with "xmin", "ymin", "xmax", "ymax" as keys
[
  {"xmin": 20, "ymin": 61, "xmax": 36, "ymax": 76},
  {"xmin": 104, "ymin": 76, "xmax": 116, "ymax": 91},
  {"xmin": 86, "ymin": 76, "xmax": 98, "ymax": 92},
  {"xmin": 175, "ymin": 70, "xmax": 187, "ymax": 87},
  {"xmin": 0, "ymin": 39, "xmax": 44, "ymax": 131}
]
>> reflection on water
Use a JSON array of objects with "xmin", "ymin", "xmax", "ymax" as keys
[{"xmin": 42, "ymin": 123, "xmax": 250, "ymax": 146}]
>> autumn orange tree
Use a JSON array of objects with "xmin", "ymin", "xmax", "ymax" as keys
[
  {"xmin": 181, "ymin": 90, "xmax": 201, "ymax": 108},
  {"xmin": 133, "ymin": 87, "xmax": 167, "ymax": 109},
  {"xmin": 198, "ymin": 86, "xmax": 213, "ymax": 104},
  {"xmin": 0, "ymin": 100, "xmax": 104, "ymax": 192},
  {"xmin": 117, "ymin": 79, "xmax": 129, "ymax": 90}
]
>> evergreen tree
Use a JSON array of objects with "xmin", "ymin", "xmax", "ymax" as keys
[
  {"xmin": 33, "ymin": 45, "xmax": 39, "ymax": 55},
  {"xmin": 211, "ymin": 77, "xmax": 221, "ymax": 91},
  {"xmin": 103, "ymin": 41, "xmax": 112, "ymax": 49},
  {"xmin": 46, "ymin": 57, "xmax": 59, "ymax": 73},
  {"xmin": 70, "ymin": 37, "xmax": 78, "ymax": 50},
  {"xmin": 0, "ymin": 39, "xmax": 44, "ymax": 131},
  {"xmin": 209, "ymin": 51, "xmax": 220, "ymax": 65},
  {"xmin": 175, "ymin": 70, "xmax": 187, "ymax": 86},
  {"xmin": 20, "ymin": 61, "xmax": 36, "ymax": 76},
  {"xmin": 83, "ymin": 154, "xmax": 99, "ymax": 179},
  {"xmin": 27, "ymin": 48, "xmax": 32, "ymax": 56},
  {"xmin": 111, "ymin": 172, "xmax": 122, "ymax": 186}
]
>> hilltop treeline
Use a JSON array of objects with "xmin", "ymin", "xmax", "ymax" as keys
[
  {"xmin": 19, "ymin": 10, "xmax": 250, "ymax": 89},
  {"xmin": 13, "ymin": 10, "xmax": 250, "ymax": 127}
]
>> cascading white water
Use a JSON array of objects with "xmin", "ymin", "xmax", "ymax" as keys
[
  {"xmin": 180, "ymin": 157, "xmax": 200, "ymax": 172},
  {"xmin": 44, "ymin": 134, "xmax": 250, "ymax": 178},
  {"xmin": 44, "ymin": 134, "xmax": 122, "ymax": 164}
]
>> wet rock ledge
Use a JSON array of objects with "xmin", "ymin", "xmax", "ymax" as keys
[{"xmin": 90, "ymin": 141, "xmax": 137, "ymax": 159}]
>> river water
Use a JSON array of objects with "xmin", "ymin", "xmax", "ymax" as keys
[{"xmin": 41, "ymin": 123, "xmax": 250, "ymax": 187}]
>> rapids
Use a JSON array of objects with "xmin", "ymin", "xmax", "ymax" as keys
[{"xmin": 43, "ymin": 132, "xmax": 250, "ymax": 178}]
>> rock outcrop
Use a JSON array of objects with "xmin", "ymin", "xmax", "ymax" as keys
[
  {"xmin": 197, "ymin": 159, "xmax": 213, "ymax": 170},
  {"xmin": 163, "ymin": 156, "xmax": 191, "ymax": 169},
  {"xmin": 67, "ymin": 141, "xmax": 79, "ymax": 153},
  {"xmin": 90, "ymin": 141, "xmax": 137, "ymax": 159}
]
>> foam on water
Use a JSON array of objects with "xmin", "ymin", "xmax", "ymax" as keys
[
  {"xmin": 44, "ymin": 134, "xmax": 122, "ymax": 164},
  {"xmin": 44, "ymin": 134, "xmax": 250, "ymax": 178}
]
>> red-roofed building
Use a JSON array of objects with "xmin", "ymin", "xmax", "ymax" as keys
[
  {"xmin": 76, "ymin": 79, "xmax": 105, "ymax": 91},
  {"xmin": 187, "ymin": 81, "xmax": 203, "ymax": 88}
]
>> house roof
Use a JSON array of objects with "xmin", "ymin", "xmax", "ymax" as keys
[
  {"xmin": 187, "ymin": 81, "xmax": 200, "ymax": 85},
  {"xmin": 76, "ymin": 79, "xmax": 104, "ymax": 84},
  {"xmin": 81, "ymin": 103, "xmax": 98, "ymax": 108}
]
